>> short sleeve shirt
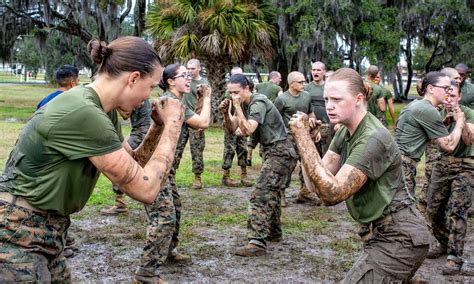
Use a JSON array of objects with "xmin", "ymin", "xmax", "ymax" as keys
[
  {"xmin": 255, "ymin": 81, "xmax": 282, "ymax": 103},
  {"xmin": 274, "ymin": 90, "xmax": 313, "ymax": 129},
  {"xmin": 0, "ymin": 85, "xmax": 123, "ymax": 215},
  {"xmin": 182, "ymin": 77, "xmax": 209, "ymax": 111},
  {"xmin": 381, "ymin": 85, "xmax": 392, "ymax": 103},
  {"xmin": 460, "ymin": 81, "xmax": 474, "ymax": 109},
  {"xmin": 162, "ymin": 91, "xmax": 195, "ymax": 121},
  {"xmin": 304, "ymin": 82, "xmax": 328, "ymax": 123},
  {"xmin": 395, "ymin": 99, "xmax": 449, "ymax": 161},
  {"xmin": 367, "ymin": 81, "xmax": 384, "ymax": 119},
  {"xmin": 445, "ymin": 105, "xmax": 474, "ymax": 158},
  {"xmin": 329, "ymin": 112, "xmax": 404, "ymax": 224},
  {"xmin": 244, "ymin": 93, "xmax": 287, "ymax": 146}
]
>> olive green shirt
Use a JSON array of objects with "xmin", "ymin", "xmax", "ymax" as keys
[
  {"xmin": 367, "ymin": 81, "xmax": 385, "ymax": 120},
  {"xmin": 304, "ymin": 81, "xmax": 328, "ymax": 123},
  {"xmin": 460, "ymin": 81, "xmax": 474, "ymax": 109},
  {"xmin": 380, "ymin": 85, "xmax": 392, "ymax": 104},
  {"xmin": 329, "ymin": 113, "xmax": 404, "ymax": 224},
  {"xmin": 182, "ymin": 77, "xmax": 209, "ymax": 112},
  {"xmin": 255, "ymin": 81, "xmax": 282, "ymax": 103},
  {"xmin": 274, "ymin": 90, "xmax": 313, "ymax": 129},
  {"xmin": 0, "ymin": 85, "xmax": 123, "ymax": 215},
  {"xmin": 445, "ymin": 105, "xmax": 474, "ymax": 158},
  {"xmin": 395, "ymin": 99, "xmax": 449, "ymax": 161},
  {"xmin": 244, "ymin": 93, "xmax": 287, "ymax": 146},
  {"xmin": 162, "ymin": 91, "xmax": 195, "ymax": 121}
]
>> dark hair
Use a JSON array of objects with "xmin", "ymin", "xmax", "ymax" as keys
[
  {"xmin": 56, "ymin": 65, "xmax": 79, "ymax": 87},
  {"xmin": 450, "ymin": 80, "xmax": 461, "ymax": 95},
  {"xmin": 416, "ymin": 71, "xmax": 448, "ymax": 96},
  {"xmin": 365, "ymin": 65, "xmax": 379, "ymax": 79},
  {"xmin": 228, "ymin": 73, "xmax": 254, "ymax": 92},
  {"xmin": 329, "ymin": 67, "xmax": 372, "ymax": 101},
  {"xmin": 158, "ymin": 63, "xmax": 182, "ymax": 91},
  {"xmin": 87, "ymin": 36, "xmax": 162, "ymax": 78}
]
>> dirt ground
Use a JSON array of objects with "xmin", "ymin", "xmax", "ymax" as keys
[{"xmin": 66, "ymin": 182, "xmax": 474, "ymax": 283}]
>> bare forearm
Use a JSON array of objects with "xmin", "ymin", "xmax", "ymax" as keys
[
  {"xmin": 223, "ymin": 109, "xmax": 237, "ymax": 133},
  {"xmin": 462, "ymin": 122, "xmax": 474, "ymax": 145},
  {"xmin": 197, "ymin": 96, "xmax": 211, "ymax": 126},
  {"xmin": 132, "ymin": 122, "xmax": 164, "ymax": 166},
  {"xmin": 234, "ymin": 105, "xmax": 254, "ymax": 136},
  {"xmin": 438, "ymin": 120, "xmax": 464, "ymax": 152}
]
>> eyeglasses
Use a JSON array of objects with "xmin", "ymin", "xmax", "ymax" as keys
[
  {"xmin": 431, "ymin": 84, "xmax": 453, "ymax": 93},
  {"xmin": 293, "ymin": 80, "xmax": 306, "ymax": 85},
  {"xmin": 458, "ymin": 73, "xmax": 467, "ymax": 78},
  {"xmin": 172, "ymin": 72, "xmax": 192, "ymax": 80}
]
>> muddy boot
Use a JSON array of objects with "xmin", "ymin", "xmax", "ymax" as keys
[
  {"xmin": 134, "ymin": 267, "xmax": 167, "ymax": 284},
  {"xmin": 222, "ymin": 169, "xmax": 239, "ymax": 187},
  {"xmin": 281, "ymin": 189, "xmax": 288, "ymax": 208},
  {"xmin": 442, "ymin": 259, "xmax": 462, "ymax": 275},
  {"xmin": 265, "ymin": 235, "xmax": 282, "ymax": 243},
  {"xmin": 100, "ymin": 193, "xmax": 128, "ymax": 216},
  {"xmin": 409, "ymin": 276, "xmax": 429, "ymax": 284},
  {"xmin": 191, "ymin": 174, "xmax": 202, "ymax": 190},
  {"xmin": 63, "ymin": 233, "xmax": 77, "ymax": 258},
  {"xmin": 295, "ymin": 185, "xmax": 322, "ymax": 206},
  {"xmin": 426, "ymin": 243, "xmax": 447, "ymax": 259},
  {"xmin": 240, "ymin": 166, "xmax": 254, "ymax": 187},
  {"xmin": 234, "ymin": 241, "xmax": 266, "ymax": 257},
  {"xmin": 166, "ymin": 248, "xmax": 192, "ymax": 264}
]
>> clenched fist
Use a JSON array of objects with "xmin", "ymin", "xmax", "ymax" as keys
[
  {"xmin": 151, "ymin": 97, "xmax": 185, "ymax": 127},
  {"xmin": 197, "ymin": 84, "xmax": 212, "ymax": 98},
  {"xmin": 219, "ymin": 99, "xmax": 231, "ymax": 114}
]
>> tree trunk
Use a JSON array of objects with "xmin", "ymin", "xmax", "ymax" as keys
[
  {"xmin": 403, "ymin": 37, "xmax": 412, "ymax": 100},
  {"xmin": 203, "ymin": 57, "xmax": 232, "ymax": 123}
]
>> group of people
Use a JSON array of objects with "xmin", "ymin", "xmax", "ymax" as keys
[{"xmin": 0, "ymin": 35, "xmax": 473, "ymax": 283}]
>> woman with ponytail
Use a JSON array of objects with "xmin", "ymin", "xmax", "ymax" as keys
[
  {"xmin": 135, "ymin": 63, "xmax": 211, "ymax": 283},
  {"xmin": 289, "ymin": 67, "xmax": 430, "ymax": 282},
  {"xmin": 0, "ymin": 36, "xmax": 185, "ymax": 281}
]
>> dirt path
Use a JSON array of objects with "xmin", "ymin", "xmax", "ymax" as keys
[{"xmin": 68, "ymin": 186, "xmax": 474, "ymax": 283}]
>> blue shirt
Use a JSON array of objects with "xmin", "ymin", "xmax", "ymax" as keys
[{"xmin": 37, "ymin": 90, "xmax": 63, "ymax": 109}]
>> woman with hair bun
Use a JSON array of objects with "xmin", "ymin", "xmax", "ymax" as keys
[
  {"xmin": 0, "ymin": 36, "xmax": 185, "ymax": 281},
  {"xmin": 135, "ymin": 63, "xmax": 211, "ymax": 283},
  {"xmin": 395, "ymin": 72, "xmax": 465, "ymax": 199},
  {"xmin": 289, "ymin": 67, "xmax": 431, "ymax": 282}
]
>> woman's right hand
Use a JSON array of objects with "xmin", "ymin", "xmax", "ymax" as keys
[{"xmin": 151, "ymin": 97, "xmax": 185, "ymax": 127}]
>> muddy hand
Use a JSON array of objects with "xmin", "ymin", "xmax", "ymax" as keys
[
  {"xmin": 231, "ymin": 95, "xmax": 241, "ymax": 107},
  {"xmin": 289, "ymin": 111, "xmax": 310, "ymax": 133},
  {"xmin": 197, "ymin": 84, "xmax": 212, "ymax": 98},
  {"xmin": 309, "ymin": 119, "xmax": 322, "ymax": 143},
  {"xmin": 152, "ymin": 97, "xmax": 185, "ymax": 127},
  {"xmin": 218, "ymin": 99, "xmax": 231, "ymax": 113}
]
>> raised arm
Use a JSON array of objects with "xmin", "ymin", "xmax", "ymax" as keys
[
  {"xmin": 437, "ymin": 109, "xmax": 465, "ymax": 152},
  {"xmin": 219, "ymin": 98, "xmax": 239, "ymax": 133},
  {"xmin": 232, "ymin": 95, "xmax": 258, "ymax": 136},
  {"xmin": 89, "ymin": 97, "xmax": 185, "ymax": 204},
  {"xmin": 462, "ymin": 122, "xmax": 474, "ymax": 145},
  {"xmin": 186, "ymin": 84, "xmax": 212, "ymax": 129},
  {"xmin": 289, "ymin": 112, "xmax": 367, "ymax": 206}
]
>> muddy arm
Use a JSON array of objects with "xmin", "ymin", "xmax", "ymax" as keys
[
  {"xmin": 437, "ymin": 110, "xmax": 465, "ymax": 152},
  {"xmin": 289, "ymin": 112, "xmax": 368, "ymax": 206},
  {"xmin": 232, "ymin": 97, "xmax": 258, "ymax": 136},
  {"xmin": 461, "ymin": 122, "xmax": 474, "ymax": 145},
  {"xmin": 219, "ymin": 98, "xmax": 238, "ymax": 133}
]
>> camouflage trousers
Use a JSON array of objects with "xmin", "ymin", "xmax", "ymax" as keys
[
  {"xmin": 0, "ymin": 199, "xmax": 71, "ymax": 282},
  {"xmin": 344, "ymin": 198, "xmax": 430, "ymax": 283},
  {"xmin": 222, "ymin": 127, "xmax": 248, "ymax": 170},
  {"xmin": 378, "ymin": 113, "xmax": 389, "ymax": 128},
  {"xmin": 285, "ymin": 135, "xmax": 304, "ymax": 189},
  {"xmin": 401, "ymin": 154, "xmax": 418, "ymax": 197},
  {"xmin": 419, "ymin": 141, "xmax": 442, "ymax": 208},
  {"xmin": 427, "ymin": 156, "xmax": 474, "ymax": 263},
  {"xmin": 248, "ymin": 138, "xmax": 297, "ymax": 244},
  {"xmin": 137, "ymin": 183, "xmax": 182, "ymax": 275},
  {"xmin": 315, "ymin": 123, "xmax": 335, "ymax": 157},
  {"xmin": 171, "ymin": 124, "xmax": 205, "ymax": 177}
]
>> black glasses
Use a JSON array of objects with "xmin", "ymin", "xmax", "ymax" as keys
[
  {"xmin": 431, "ymin": 84, "xmax": 453, "ymax": 93},
  {"xmin": 172, "ymin": 72, "xmax": 192, "ymax": 80}
]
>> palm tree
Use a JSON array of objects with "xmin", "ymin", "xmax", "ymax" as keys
[{"xmin": 146, "ymin": 0, "xmax": 276, "ymax": 121}]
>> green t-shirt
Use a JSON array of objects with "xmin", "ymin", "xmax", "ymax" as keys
[
  {"xmin": 162, "ymin": 91, "xmax": 195, "ymax": 121},
  {"xmin": 0, "ymin": 85, "xmax": 123, "ymax": 215},
  {"xmin": 244, "ymin": 93, "xmax": 287, "ymax": 146},
  {"xmin": 329, "ymin": 113, "xmax": 404, "ymax": 224},
  {"xmin": 304, "ymin": 82, "xmax": 328, "ymax": 123},
  {"xmin": 380, "ymin": 85, "xmax": 392, "ymax": 104},
  {"xmin": 182, "ymin": 77, "xmax": 209, "ymax": 111},
  {"xmin": 445, "ymin": 105, "xmax": 474, "ymax": 158},
  {"xmin": 460, "ymin": 81, "xmax": 474, "ymax": 109},
  {"xmin": 367, "ymin": 81, "xmax": 385, "ymax": 120},
  {"xmin": 255, "ymin": 81, "xmax": 282, "ymax": 103},
  {"xmin": 395, "ymin": 99, "xmax": 449, "ymax": 161},
  {"xmin": 274, "ymin": 90, "xmax": 313, "ymax": 129}
]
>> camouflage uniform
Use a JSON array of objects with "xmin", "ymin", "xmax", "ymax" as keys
[
  {"xmin": 401, "ymin": 154, "xmax": 417, "ymax": 197},
  {"xmin": 171, "ymin": 125, "xmax": 205, "ymax": 177},
  {"xmin": 419, "ymin": 141, "xmax": 442, "ymax": 209},
  {"xmin": 222, "ymin": 128, "xmax": 249, "ymax": 170},
  {"xmin": 0, "ymin": 200, "xmax": 71, "ymax": 281}
]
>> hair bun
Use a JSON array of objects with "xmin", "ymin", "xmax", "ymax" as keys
[
  {"xmin": 87, "ymin": 39, "xmax": 110, "ymax": 64},
  {"xmin": 363, "ymin": 82, "xmax": 373, "ymax": 101},
  {"xmin": 416, "ymin": 80, "xmax": 424, "ymax": 96}
]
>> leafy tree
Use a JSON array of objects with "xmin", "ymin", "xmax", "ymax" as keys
[{"xmin": 147, "ymin": 0, "xmax": 276, "ymax": 121}]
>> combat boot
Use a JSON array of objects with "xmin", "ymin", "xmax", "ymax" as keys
[
  {"xmin": 191, "ymin": 174, "xmax": 202, "ymax": 190},
  {"xmin": 442, "ymin": 259, "xmax": 462, "ymax": 275},
  {"xmin": 100, "ymin": 192, "xmax": 129, "ymax": 216},
  {"xmin": 234, "ymin": 243, "xmax": 266, "ymax": 257},
  {"xmin": 295, "ymin": 185, "xmax": 322, "ymax": 206},
  {"xmin": 426, "ymin": 243, "xmax": 447, "ymax": 259},
  {"xmin": 222, "ymin": 169, "xmax": 239, "ymax": 187},
  {"xmin": 166, "ymin": 248, "xmax": 192, "ymax": 264},
  {"xmin": 134, "ymin": 267, "xmax": 167, "ymax": 284},
  {"xmin": 240, "ymin": 166, "xmax": 254, "ymax": 187}
]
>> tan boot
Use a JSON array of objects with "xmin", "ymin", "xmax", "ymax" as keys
[
  {"xmin": 191, "ymin": 174, "xmax": 202, "ymax": 190},
  {"xmin": 222, "ymin": 169, "xmax": 239, "ymax": 187},
  {"xmin": 134, "ymin": 267, "xmax": 168, "ymax": 284},
  {"xmin": 281, "ymin": 189, "xmax": 288, "ymax": 207},
  {"xmin": 167, "ymin": 248, "xmax": 192, "ymax": 263},
  {"xmin": 234, "ymin": 243, "xmax": 266, "ymax": 257},
  {"xmin": 296, "ymin": 185, "xmax": 322, "ymax": 206},
  {"xmin": 240, "ymin": 166, "xmax": 254, "ymax": 187},
  {"xmin": 442, "ymin": 259, "xmax": 462, "ymax": 275},
  {"xmin": 100, "ymin": 193, "xmax": 128, "ymax": 215}
]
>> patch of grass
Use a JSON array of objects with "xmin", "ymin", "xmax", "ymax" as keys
[
  {"xmin": 324, "ymin": 237, "xmax": 360, "ymax": 254},
  {"xmin": 282, "ymin": 208, "xmax": 331, "ymax": 236}
]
